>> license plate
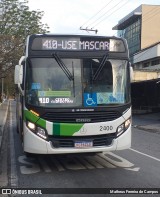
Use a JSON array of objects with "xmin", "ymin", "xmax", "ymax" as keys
[{"xmin": 74, "ymin": 141, "xmax": 93, "ymax": 148}]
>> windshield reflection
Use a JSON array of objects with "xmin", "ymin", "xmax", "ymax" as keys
[{"xmin": 25, "ymin": 58, "xmax": 129, "ymax": 107}]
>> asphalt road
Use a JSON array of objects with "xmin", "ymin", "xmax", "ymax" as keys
[{"xmin": 0, "ymin": 100, "xmax": 160, "ymax": 197}]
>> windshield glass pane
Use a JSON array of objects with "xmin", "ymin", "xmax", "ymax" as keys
[
  {"xmin": 26, "ymin": 58, "xmax": 82, "ymax": 107},
  {"xmin": 25, "ymin": 58, "xmax": 129, "ymax": 108},
  {"xmin": 83, "ymin": 59, "xmax": 129, "ymax": 106}
]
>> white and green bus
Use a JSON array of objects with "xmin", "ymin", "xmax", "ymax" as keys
[{"xmin": 15, "ymin": 34, "xmax": 132, "ymax": 155}]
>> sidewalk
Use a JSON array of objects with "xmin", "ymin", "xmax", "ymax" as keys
[
  {"xmin": 0, "ymin": 100, "xmax": 9, "ymax": 151},
  {"xmin": 132, "ymin": 112, "xmax": 160, "ymax": 133}
]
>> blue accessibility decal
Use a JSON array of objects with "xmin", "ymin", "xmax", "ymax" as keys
[{"xmin": 84, "ymin": 93, "xmax": 97, "ymax": 107}]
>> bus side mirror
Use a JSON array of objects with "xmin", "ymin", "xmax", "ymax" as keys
[
  {"xmin": 130, "ymin": 65, "xmax": 133, "ymax": 82},
  {"xmin": 14, "ymin": 64, "xmax": 23, "ymax": 84}
]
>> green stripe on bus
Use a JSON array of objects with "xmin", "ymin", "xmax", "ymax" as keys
[
  {"xmin": 24, "ymin": 110, "xmax": 39, "ymax": 123},
  {"xmin": 36, "ymin": 118, "xmax": 46, "ymax": 129},
  {"xmin": 53, "ymin": 123, "xmax": 61, "ymax": 135},
  {"xmin": 53, "ymin": 123, "xmax": 83, "ymax": 136}
]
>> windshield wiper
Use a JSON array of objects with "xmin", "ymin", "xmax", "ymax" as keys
[
  {"xmin": 92, "ymin": 54, "xmax": 108, "ymax": 81},
  {"xmin": 52, "ymin": 53, "xmax": 74, "ymax": 81}
]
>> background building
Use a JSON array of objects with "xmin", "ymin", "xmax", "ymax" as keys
[
  {"xmin": 133, "ymin": 42, "xmax": 160, "ymax": 81},
  {"xmin": 113, "ymin": 4, "xmax": 160, "ymax": 112},
  {"xmin": 113, "ymin": 4, "xmax": 160, "ymax": 81},
  {"xmin": 113, "ymin": 4, "xmax": 160, "ymax": 58}
]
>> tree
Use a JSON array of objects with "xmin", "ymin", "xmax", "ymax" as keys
[{"xmin": 0, "ymin": 0, "xmax": 49, "ymax": 98}]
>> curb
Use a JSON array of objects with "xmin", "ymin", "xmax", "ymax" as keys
[
  {"xmin": 133, "ymin": 125, "xmax": 160, "ymax": 133},
  {"xmin": 0, "ymin": 100, "xmax": 9, "ymax": 152}
]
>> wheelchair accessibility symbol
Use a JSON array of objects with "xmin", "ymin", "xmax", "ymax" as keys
[
  {"xmin": 84, "ymin": 93, "xmax": 97, "ymax": 107},
  {"xmin": 86, "ymin": 94, "xmax": 95, "ymax": 105}
]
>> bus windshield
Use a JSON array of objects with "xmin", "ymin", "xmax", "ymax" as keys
[{"xmin": 25, "ymin": 57, "xmax": 129, "ymax": 107}]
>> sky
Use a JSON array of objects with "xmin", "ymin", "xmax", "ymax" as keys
[{"xmin": 28, "ymin": 0, "xmax": 160, "ymax": 36}]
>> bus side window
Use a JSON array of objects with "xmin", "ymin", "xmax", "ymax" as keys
[{"xmin": 20, "ymin": 60, "xmax": 25, "ymax": 90}]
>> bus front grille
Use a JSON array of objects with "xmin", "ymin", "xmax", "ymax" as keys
[
  {"xmin": 42, "ymin": 111, "xmax": 121, "ymax": 123},
  {"xmin": 48, "ymin": 133, "xmax": 116, "ymax": 148}
]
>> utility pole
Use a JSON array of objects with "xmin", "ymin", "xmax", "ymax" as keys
[{"xmin": 80, "ymin": 27, "xmax": 98, "ymax": 34}]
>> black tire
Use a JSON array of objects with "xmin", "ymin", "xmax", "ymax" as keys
[{"xmin": 24, "ymin": 151, "xmax": 35, "ymax": 158}]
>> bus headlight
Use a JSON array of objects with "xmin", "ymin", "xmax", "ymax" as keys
[
  {"xmin": 36, "ymin": 127, "xmax": 48, "ymax": 140},
  {"xmin": 117, "ymin": 118, "xmax": 131, "ymax": 137},
  {"xmin": 27, "ymin": 121, "xmax": 48, "ymax": 140},
  {"xmin": 125, "ymin": 118, "xmax": 131, "ymax": 129},
  {"xmin": 27, "ymin": 121, "xmax": 36, "ymax": 130}
]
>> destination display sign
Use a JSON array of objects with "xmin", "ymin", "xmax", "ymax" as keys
[
  {"xmin": 42, "ymin": 38, "xmax": 110, "ymax": 51},
  {"xmin": 31, "ymin": 36, "xmax": 125, "ymax": 52},
  {"xmin": 31, "ymin": 37, "xmax": 111, "ymax": 51}
]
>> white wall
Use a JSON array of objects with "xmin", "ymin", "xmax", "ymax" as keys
[{"xmin": 133, "ymin": 44, "xmax": 160, "ymax": 64}]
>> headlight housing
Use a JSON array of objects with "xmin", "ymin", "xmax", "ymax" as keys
[
  {"xmin": 27, "ymin": 121, "xmax": 48, "ymax": 140},
  {"xmin": 117, "ymin": 118, "xmax": 131, "ymax": 137}
]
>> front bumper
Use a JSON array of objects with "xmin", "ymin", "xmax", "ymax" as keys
[{"xmin": 23, "ymin": 124, "xmax": 131, "ymax": 154}]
